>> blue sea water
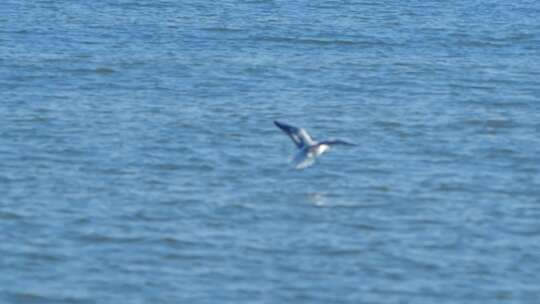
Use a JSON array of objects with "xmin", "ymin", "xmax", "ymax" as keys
[{"xmin": 1, "ymin": 0, "xmax": 540, "ymax": 303}]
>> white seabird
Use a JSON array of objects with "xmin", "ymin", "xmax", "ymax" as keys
[{"xmin": 274, "ymin": 121, "xmax": 355, "ymax": 169}]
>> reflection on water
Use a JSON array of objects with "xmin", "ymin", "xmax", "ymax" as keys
[{"xmin": 306, "ymin": 192, "xmax": 329, "ymax": 206}]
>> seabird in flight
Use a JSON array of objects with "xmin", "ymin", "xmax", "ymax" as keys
[{"xmin": 274, "ymin": 121, "xmax": 355, "ymax": 169}]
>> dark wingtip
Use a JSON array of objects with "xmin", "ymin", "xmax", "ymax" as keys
[
  {"xmin": 341, "ymin": 140, "xmax": 356, "ymax": 146},
  {"xmin": 325, "ymin": 139, "xmax": 356, "ymax": 146}
]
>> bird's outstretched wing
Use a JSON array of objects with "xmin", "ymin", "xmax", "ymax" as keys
[
  {"xmin": 274, "ymin": 121, "xmax": 315, "ymax": 149},
  {"xmin": 318, "ymin": 139, "xmax": 356, "ymax": 146}
]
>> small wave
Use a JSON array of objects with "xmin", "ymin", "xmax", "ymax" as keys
[
  {"xmin": 484, "ymin": 119, "xmax": 516, "ymax": 129},
  {"xmin": 159, "ymin": 237, "xmax": 200, "ymax": 247},
  {"xmin": 162, "ymin": 252, "xmax": 205, "ymax": 261},
  {"xmin": 255, "ymin": 36, "xmax": 381, "ymax": 47},
  {"xmin": 24, "ymin": 251, "xmax": 67, "ymax": 263},
  {"xmin": 66, "ymin": 67, "xmax": 115, "ymax": 75},
  {"xmin": 318, "ymin": 248, "xmax": 366, "ymax": 256},
  {"xmin": 94, "ymin": 67, "xmax": 115, "ymax": 74},
  {"xmin": 0, "ymin": 211, "xmax": 23, "ymax": 220},
  {"xmin": 434, "ymin": 183, "xmax": 473, "ymax": 193},
  {"xmin": 153, "ymin": 163, "xmax": 183, "ymax": 171},
  {"xmin": 79, "ymin": 233, "xmax": 146, "ymax": 244},
  {"xmin": 374, "ymin": 120, "xmax": 403, "ymax": 129},
  {"xmin": 0, "ymin": 29, "xmax": 28, "ymax": 34},
  {"xmin": 6, "ymin": 291, "xmax": 93, "ymax": 304},
  {"xmin": 201, "ymin": 27, "xmax": 243, "ymax": 33},
  {"xmin": 6, "ymin": 292, "xmax": 52, "ymax": 303},
  {"xmin": 462, "ymin": 118, "xmax": 517, "ymax": 132}
]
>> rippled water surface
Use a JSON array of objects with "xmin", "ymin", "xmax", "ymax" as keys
[{"xmin": 1, "ymin": 1, "xmax": 540, "ymax": 303}]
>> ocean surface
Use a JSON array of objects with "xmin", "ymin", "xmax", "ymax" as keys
[{"xmin": 1, "ymin": 1, "xmax": 540, "ymax": 303}]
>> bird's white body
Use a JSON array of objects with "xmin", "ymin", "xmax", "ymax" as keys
[{"xmin": 314, "ymin": 144, "xmax": 330, "ymax": 155}]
